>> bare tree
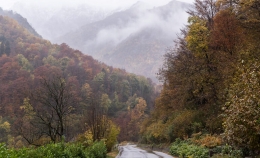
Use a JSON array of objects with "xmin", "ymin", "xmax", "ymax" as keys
[
  {"xmin": 84, "ymin": 94, "xmax": 110, "ymax": 141},
  {"xmin": 188, "ymin": 0, "xmax": 219, "ymax": 28},
  {"xmin": 20, "ymin": 74, "xmax": 79, "ymax": 144}
]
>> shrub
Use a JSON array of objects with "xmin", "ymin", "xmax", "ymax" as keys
[
  {"xmin": 170, "ymin": 139, "xmax": 209, "ymax": 158},
  {"xmin": 84, "ymin": 141, "xmax": 106, "ymax": 158},
  {"xmin": 192, "ymin": 134, "xmax": 222, "ymax": 148},
  {"xmin": 76, "ymin": 130, "xmax": 94, "ymax": 147},
  {"xmin": 211, "ymin": 145, "xmax": 242, "ymax": 158},
  {"xmin": 105, "ymin": 122, "xmax": 120, "ymax": 152},
  {"xmin": 0, "ymin": 141, "xmax": 107, "ymax": 158}
]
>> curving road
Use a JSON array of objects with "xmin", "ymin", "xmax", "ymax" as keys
[{"xmin": 116, "ymin": 144, "xmax": 174, "ymax": 158}]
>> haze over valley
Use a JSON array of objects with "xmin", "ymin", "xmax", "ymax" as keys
[
  {"xmin": 8, "ymin": 0, "xmax": 191, "ymax": 82},
  {"xmin": 0, "ymin": 0, "xmax": 259, "ymax": 157}
]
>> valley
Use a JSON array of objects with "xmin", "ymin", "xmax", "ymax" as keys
[{"xmin": 0, "ymin": 0, "xmax": 259, "ymax": 157}]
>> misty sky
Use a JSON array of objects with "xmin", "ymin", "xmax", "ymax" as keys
[{"xmin": 0, "ymin": 0, "xmax": 194, "ymax": 10}]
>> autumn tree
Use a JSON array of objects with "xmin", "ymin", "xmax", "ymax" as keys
[
  {"xmin": 128, "ymin": 97, "xmax": 147, "ymax": 141},
  {"xmin": 16, "ymin": 54, "xmax": 33, "ymax": 72},
  {"xmin": 20, "ymin": 71, "xmax": 80, "ymax": 144},
  {"xmin": 223, "ymin": 59, "xmax": 260, "ymax": 154},
  {"xmin": 83, "ymin": 94, "xmax": 120, "ymax": 148},
  {"xmin": 84, "ymin": 95, "xmax": 110, "ymax": 141},
  {"xmin": 188, "ymin": 0, "xmax": 219, "ymax": 28},
  {"xmin": 104, "ymin": 120, "xmax": 120, "ymax": 152},
  {"xmin": 141, "ymin": 0, "xmax": 229, "ymax": 143},
  {"xmin": 0, "ymin": 116, "xmax": 10, "ymax": 143}
]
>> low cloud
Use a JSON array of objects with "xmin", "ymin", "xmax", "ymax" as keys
[{"xmin": 87, "ymin": 1, "xmax": 189, "ymax": 47}]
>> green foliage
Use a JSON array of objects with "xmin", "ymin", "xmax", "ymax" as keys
[
  {"xmin": 59, "ymin": 57, "xmax": 70, "ymax": 70},
  {"xmin": 17, "ymin": 54, "xmax": 33, "ymax": 72},
  {"xmin": 43, "ymin": 55, "xmax": 59, "ymax": 67},
  {"xmin": 211, "ymin": 145, "xmax": 243, "ymax": 158},
  {"xmin": 85, "ymin": 141, "xmax": 107, "ymax": 158},
  {"xmin": 101, "ymin": 93, "xmax": 111, "ymax": 112},
  {"xmin": 0, "ymin": 141, "xmax": 106, "ymax": 158},
  {"xmin": 170, "ymin": 139, "xmax": 209, "ymax": 158}
]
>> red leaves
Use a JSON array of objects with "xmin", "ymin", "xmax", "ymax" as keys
[{"xmin": 211, "ymin": 10, "xmax": 243, "ymax": 54}]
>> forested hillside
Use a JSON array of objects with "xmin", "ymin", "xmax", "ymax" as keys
[
  {"xmin": 0, "ymin": 7, "xmax": 41, "ymax": 38},
  {"xmin": 1, "ymin": 0, "xmax": 260, "ymax": 157},
  {"xmin": 140, "ymin": 0, "xmax": 260, "ymax": 157},
  {"xmin": 0, "ymin": 14, "xmax": 156, "ymax": 151}
]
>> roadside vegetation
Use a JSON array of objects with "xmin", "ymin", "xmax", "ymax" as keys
[
  {"xmin": 140, "ymin": 0, "xmax": 260, "ymax": 157},
  {"xmin": 0, "ymin": 141, "xmax": 106, "ymax": 158},
  {"xmin": 0, "ymin": 7, "xmax": 155, "ymax": 157}
]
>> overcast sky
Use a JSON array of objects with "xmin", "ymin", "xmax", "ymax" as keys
[{"xmin": 0, "ymin": 0, "xmax": 194, "ymax": 10}]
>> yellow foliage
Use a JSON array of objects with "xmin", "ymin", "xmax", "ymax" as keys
[
  {"xmin": 0, "ymin": 121, "xmax": 10, "ymax": 132},
  {"xmin": 105, "ymin": 121, "xmax": 120, "ymax": 152},
  {"xmin": 81, "ymin": 83, "xmax": 92, "ymax": 101},
  {"xmin": 146, "ymin": 121, "xmax": 167, "ymax": 139},
  {"xmin": 192, "ymin": 134, "xmax": 222, "ymax": 148},
  {"xmin": 130, "ymin": 97, "xmax": 147, "ymax": 121},
  {"xmin": 20, "ymin": 98, "xmax": 35, "ymax": 120},
  {"xmin": 76, "ymin": 130, "xmax": 94, "ymax": 147},
  {"xmin": 9, "ymin": 135, "xmax": 25, "ymax": 148},
  {"xmin": 171, "ymin": 110, "xmax": 197, "ymax": 139},
  {"xmin": 33, "ymin": 136, "xmax": 52, "ymax": 146},
  {"xmin": 186, "ymin": 16, "xmax": 209, "ymax": 57},
  {"xmin": 14, "ymin": 140, "xmax": 24, "ymax": 148},
  {"xmin": 84, "ymin": 130, "xmax": 94, "ymax": 145}
]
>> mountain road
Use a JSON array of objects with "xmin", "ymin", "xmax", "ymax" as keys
[{"xmin": 116, "ymin": 144, "xmax": 174, "ymax": 158}]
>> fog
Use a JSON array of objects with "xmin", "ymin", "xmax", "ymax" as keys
[
  {"xmin": 0, "ymin": 0, "xmax": 192, "ymax": 82},
  {"xmin": 89, "ymin": 2, "xmax": 189, "ymax": 47},
  {"xmin": 0, "ymin": 0, "xmax": 194, "ymax": 10},
  {"xmin": 55, "ymin": 0, "xmax": 190, "ymax": 82},
  {"xmin": 0, "ymin": 0, "xmax": 193, "ymax": 41}
]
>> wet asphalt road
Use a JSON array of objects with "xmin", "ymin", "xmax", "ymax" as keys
[{"xmin": 116, "ymin": 145, "xmax": 174, "ymax": 158}]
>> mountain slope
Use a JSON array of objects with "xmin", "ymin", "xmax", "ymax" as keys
[
  {"xmin": 55, "ymin": 0, "xmax": 191, "ymax": 82},
  {"xmin": 0, "ymin": 14, "xmax": 156, "ymax": 145},
  {"xmin": 0, "ymin": 7, "xmax": 41, "ymax": 38}
]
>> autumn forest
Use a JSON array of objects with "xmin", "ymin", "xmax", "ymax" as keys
[{"xmin": 0, "ymin": 0, "xmax": 259, "ymax": 157}]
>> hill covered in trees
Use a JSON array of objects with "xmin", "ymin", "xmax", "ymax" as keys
[
  {"xmin": 140, "ymin": 0, "xmax": 260, "ymax": 157},
  {"xmin": 0, "ymin": 7, "xmax": 41, "ymax": 38},
  {"xmin": 2, "ymin": 0, "xmax": 260, "ymax": 157},
  {"xmin": 0, "ymin": 14, "xmax": 156, "ymax": 150}
]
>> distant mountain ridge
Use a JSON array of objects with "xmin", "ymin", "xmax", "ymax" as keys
[
  {"xmin": 0, "ymin": 7, "xmax": 41, "ymax": 38},
  {"xmin": 11, "ymin": 2, "xmax": 116, "ymax": 40},
  {"xmin": 8, "ymin": 0, "xmax": 190, "ymax": 82},
  {"xmin": 55, "ymin": 0, "xmax": 191, "ymax": 82}
]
